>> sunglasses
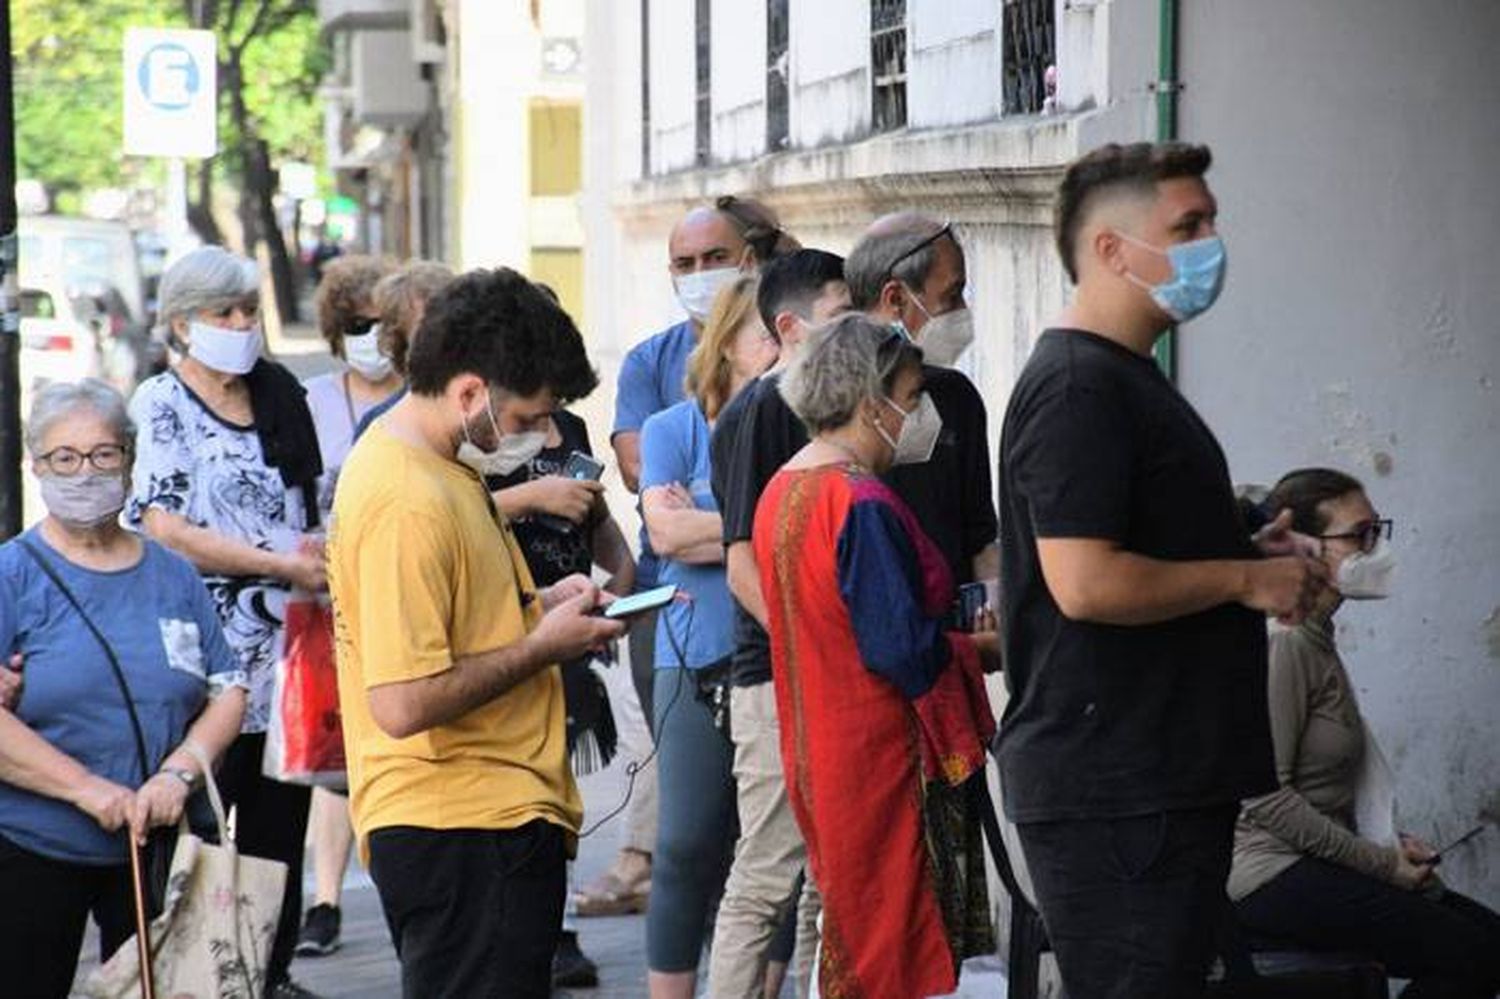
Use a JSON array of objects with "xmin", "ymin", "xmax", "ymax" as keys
[{"xmin": 346, "ymin": 316, "xmax": 378, "ymax": 338}]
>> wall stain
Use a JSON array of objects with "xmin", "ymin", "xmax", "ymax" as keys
[{"xmin": 1485, "ymin": 606, "xmax": 1500, "ymax": 661}]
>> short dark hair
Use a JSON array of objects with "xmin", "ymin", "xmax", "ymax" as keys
[
  {"xmin": 406, "ymin": 267, "xmax": 598, "ymax": 403},
  {"xmin": 755, "ymin": 249, "xmax": 845, "ymax": 337},
  {"xmin": 1055, "ymin": 142, "xmax": 1212, "ymax": 283},
  {"xmin": 1266, "ymin": 467, "xmax": 1366, "ymax": 535}
]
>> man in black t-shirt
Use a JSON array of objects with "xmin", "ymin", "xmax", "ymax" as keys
[{"xmin": 997, "ymin": 142, "xmax": 1327, "ymax": 999}]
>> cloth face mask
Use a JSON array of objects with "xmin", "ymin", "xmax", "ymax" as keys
[
  {"xmin": 40, "ymin": 472, "xmax": 127, "ymax": 528},
  {"xmin": 188, "ymin": 320, "xmax": 262, "ymax": 375},
  {"xmin": 343, "ymin": 325, "xmax": 393, "ymax": 382}
]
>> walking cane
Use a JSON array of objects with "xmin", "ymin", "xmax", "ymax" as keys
[{"xmin": 127, "ymin": 835, "xmax": 158, "ymax": 999}]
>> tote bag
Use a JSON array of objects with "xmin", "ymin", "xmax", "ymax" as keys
[{"xmin": 79, "ymin": 745, "xmax": 287, "ymax": 999}]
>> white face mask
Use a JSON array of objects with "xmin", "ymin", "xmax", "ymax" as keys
[
  {"xmin": 187, "ymin": 320, "xmax": 262, "ymax": 375},
  {"xmin": 1336, "ymin": 540, "xmax": 1396, "ymax": 600},
  {"xmin": 454, "ymin": 390, "xmax": 549, "ymax": 478},
  {"xmin": 344, "ymin": 325, "xmax": 393, "ymax": 382},
  {"xmin": 39, "ymin": 472, "xmax": 127, "ymax": 528},
  {"xmin": 903, "ymin": 285, "xmax": 975, "ymax": 367},
  {"xmin": 673, "ymin": 266, "xmax": 741, "ymax": 324},
  {"xmin": 876, "ymin": 392, "xmax": 943, "ymax": 466}
]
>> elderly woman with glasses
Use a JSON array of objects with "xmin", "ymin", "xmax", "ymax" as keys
[
  {"xmin": 0, "ymin": 380, "xmax": 246, "ymax": 999},
  {"xmin": 1230, "ymin": 468, "xmax": 1500, "ymax": 998},
  {"xmin": 126, "ymin": 245, "xmax": 326, "ymax": 997},
  {"xmin": 751, "ymin": 314, "xmax": 1001, "ymax": 999}
]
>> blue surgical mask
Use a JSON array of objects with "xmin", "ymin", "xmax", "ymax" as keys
[{"xmin": 1118, "ymin": 233, "xmax": 1227, "ymax": 323}]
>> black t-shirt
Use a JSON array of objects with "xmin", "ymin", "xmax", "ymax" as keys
[
  {"xmin": 488, "ymin": 409, "xmax": 597, "ymax": 588},
  {"xmin": 996, "ymin": 328, "xmax": 1275, "ymax": 823},
  {"xmin": 712, "ymin": 366, "xmax": 998, "ymax": 687}
]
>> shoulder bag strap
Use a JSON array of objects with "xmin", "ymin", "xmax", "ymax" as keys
[{"xmin": 18, "ymin": 538, "xmax": 155, "ymax": 784}]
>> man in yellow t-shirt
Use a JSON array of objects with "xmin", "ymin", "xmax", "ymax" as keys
[{"xmin": 328, "ymin": 268, "xmax": 626, "ymax": 999}]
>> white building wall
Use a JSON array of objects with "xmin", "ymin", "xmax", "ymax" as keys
[
  {"xmin": 906, "ymin": 0, "xmax": 1002, "ymax": 129},
  {"xmin": 648, "ymin": 0, "xmax": 697, "ymax": 173},
  {"xmin": 789, "ymin": 0, "xmax": 869, "ymax": 147},
  {"xmin": 1179, "ymin": 0, "xmax": 1500, "ymax": 906},
  {"xmin": 710, "ymin": 0, "xmax": 767, "ymax": 164},
  {"xmin": 452, "ymin": 0, "xmax": 535, "ymax": 269}
]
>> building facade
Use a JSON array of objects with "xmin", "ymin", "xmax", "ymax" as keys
[{"xmin": 584, "ymin": 0, "xmax": 1500, "ymax": 930}]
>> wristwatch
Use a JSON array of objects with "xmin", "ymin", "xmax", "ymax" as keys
[{"xmin": 159, "ymin": 766, "xmax": 198, "ymax": 790}]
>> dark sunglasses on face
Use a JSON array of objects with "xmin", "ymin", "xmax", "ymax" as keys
[
  {"xmin": 1318, "ymin": 518, "xmax": 1392, "ymax": 554},
  {"xmin": 346, "ymin": 316, "xmax": 377, "ymax": 338}
]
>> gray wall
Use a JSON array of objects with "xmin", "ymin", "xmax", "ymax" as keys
[{"xmin": 1179, "ymin": 0, "xmax": 1500, "ymax": 903}]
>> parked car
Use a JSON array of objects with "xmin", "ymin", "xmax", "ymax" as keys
[
  {"xmin": 18, "ymin": 215, "xmax": 147, "ymax": 326},
  {"xmin": 18, "ymin": 281, "xmax": 106, "ymax": 412}
]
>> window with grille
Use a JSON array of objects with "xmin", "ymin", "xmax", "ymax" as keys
[
  {"xmin": 1002, "ymin": 0, "xmax": 1055, "ymax": 115},
  {"xmin": 870, "ymin": 0, "xmax": 907, "ymax": 133},
  {"xmin": 696, "ymin": 0, "xmax": 712, "ymax": 165},
  {"xmin": 766, "ymin": 0, "xmax": 790, "ymax": 151},
  {"xmin": 640, "ymin": 0, "xmax": 652, "ymax": 175}
]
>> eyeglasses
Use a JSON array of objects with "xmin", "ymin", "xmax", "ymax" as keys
[
  {"xmin": 1317, "ymin": 518, "xmax": 1392, "ymax": 554},
  {"xmin": 37, "ymin": 444, "xmax": 130, "ymax": 477}
]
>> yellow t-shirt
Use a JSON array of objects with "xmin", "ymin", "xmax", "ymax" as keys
[{"xmin": 328, "ymin": 423, "xmax": 581, "ymax": 861}]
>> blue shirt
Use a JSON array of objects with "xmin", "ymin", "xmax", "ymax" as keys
[
  {"xmin": 0, "ymin": 530, "xmax": 244, "ymax": 864},
  {"xmin": 614, "ymin": 321, "xmax": 697, "ymax": 588},
  {"xmin": 639, "ymin": 401, "xmax": 734, "ymax": 670}
]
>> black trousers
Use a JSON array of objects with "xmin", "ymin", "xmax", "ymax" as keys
[
  {"xmin": 0, "ymin": 832, "xmax": 139, "ymax": 999},
  {"xmin": 217, "ymin": 731, "xmax": 312, "ymax": 988},
  {"xmin": 1018, "ymin": 804, "xmax": 1238, "ymax": 999},
  {"xmin": 1236, "ymin": 856, "xmax": 1500, "ymax": 999},
  {"xmin": 368, "ymin": 820, "xmax": 567, "ymax": 999}
]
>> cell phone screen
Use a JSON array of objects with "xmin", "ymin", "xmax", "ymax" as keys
[
  {"xmin": 602, "ymin": 584, "xmax": 679, "ymax": 620},
  {"xmin": 562, "ymin": 451, "xmax": 604, "ymax": 482}
]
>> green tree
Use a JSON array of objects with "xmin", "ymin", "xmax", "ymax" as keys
[{"xmin": 12, "ymin": 0, "xmax": 327, "ymax": 316}]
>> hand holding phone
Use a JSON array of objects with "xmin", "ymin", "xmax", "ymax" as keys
[
  {"xmin": 595, "ymin": 584, "xmax": 680, "ymax": 621},
  {"xmin": 535, "ymin": 451, "xmax": 607, "ymax": 533}
]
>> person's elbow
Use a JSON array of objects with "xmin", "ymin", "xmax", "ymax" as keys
[
  {"xmin": 1036, "ymin": 539, "xmax": 1123, "ymax": 623},
  {"xmin": 367, "ymin": 686, "xmax": 426, "ymax": 740}
]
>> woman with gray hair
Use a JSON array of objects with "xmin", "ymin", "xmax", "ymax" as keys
[
  {"xmin": 0, "ymin": 379, "xmax": 246, "ymax": 999},
  {"xmin": 126, "ymin": 245, "xmax": 326, "ymax": 997},
  {"xmin": 750, "ymin": 314, "xmax": 1001, "ymax": 998}
]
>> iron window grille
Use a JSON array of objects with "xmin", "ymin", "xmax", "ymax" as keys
[
  {"xmin": 640, "ymin": 0, "xmax": 652, "ymax": 175},
  {"xmin": 870, "ymin": 0, "xmax": 907, "ymax": 133},
  {"xmin": 1002, "ymin": 0, "xmax": 1056, "ymax": 115},
  {"xmin": 767, "ymin": 0, "xmax": 790, "ymax": 151},
  {"xmin": 696, "ymin": 0, "xmax": 712, "ymax": 165}
]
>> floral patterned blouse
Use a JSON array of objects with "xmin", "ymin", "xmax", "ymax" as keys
[{"xmin": 126, "ymin": 371, "xmax": 310, "ymax": 733}]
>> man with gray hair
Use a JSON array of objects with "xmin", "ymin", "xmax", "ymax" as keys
[
  {"xmin": 845, "ymin": 212, "xmax": 974, "ymax": 368},
  {"xmin": 847, "ymin": 213, "xmax": 1000, "ymax": 584}
]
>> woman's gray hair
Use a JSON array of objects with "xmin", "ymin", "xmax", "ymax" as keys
[
  {"xmin": 779, "ymin": 313, "xmax": 923, "ymax": 434},
  {"xmin": 154, "ymin": 245, "xmax": 260, "ymax": 335},
  {"xmin": 24, "ymin": 378, "xmax": 135, "ymax": 454}
]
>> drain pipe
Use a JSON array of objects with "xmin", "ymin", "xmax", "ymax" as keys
[{"xmin": 1152, "ymin": 0, "xmax": 1180, "ymax": 380}]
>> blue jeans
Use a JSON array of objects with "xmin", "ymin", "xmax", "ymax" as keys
[{"xmin": 647, "ymin": 666, "xmax": 737, "ymax": 971}]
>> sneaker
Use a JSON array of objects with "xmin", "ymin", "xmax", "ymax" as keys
[
  {"xmin": 268, "ymin": 980, "xmax": 322, "ymax": 999},
  {"xmin": 552, "ymin": 931, "xmax": 599, "ymax": 988},
  {"xmin": 294, "ymin": 902, "xmax": 342, "ymax": 957}
]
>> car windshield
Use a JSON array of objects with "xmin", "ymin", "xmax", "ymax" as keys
[
  {"xmin": 19, "ymin": 290, "xmax": 56, "ymax": 319},
  {"xmin": 62, "ymin": 236, "xmax": 116, "ymax": 282}
]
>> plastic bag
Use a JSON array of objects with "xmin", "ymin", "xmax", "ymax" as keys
[{"xmin": 263, "ymin": 592, "xmax": 346, "ymax": 788}]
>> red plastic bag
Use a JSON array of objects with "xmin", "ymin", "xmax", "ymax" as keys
[{"xmin": 263, "ymin": 593, "xmax": 346, "ymax": 788}]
